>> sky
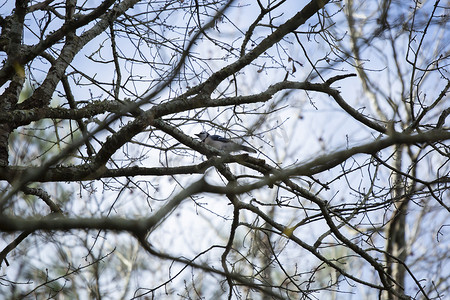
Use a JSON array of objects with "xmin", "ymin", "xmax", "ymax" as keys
[{"xmin": 1, "ymin": 0, "xmax": 449, "ymax": 299}]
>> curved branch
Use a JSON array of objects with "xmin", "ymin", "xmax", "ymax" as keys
[
  {"xmin": 0, "ymin": 177, "xmax": 207, "ymax": 233},
  {"xmin": 0, "ymin": 100, "xmax": 127, "ymax": 126},
  {"xmin": 1, "ymin": 130, "xmax": 447, "ymax": 184},
  {"xmin": 0, "ymin": 155, "xmax": 253, "ymax": 182}
]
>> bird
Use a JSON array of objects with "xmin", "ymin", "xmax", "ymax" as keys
[{"xmin": 195, "ymin": 131, "xmax": 257, "ymax": 153}]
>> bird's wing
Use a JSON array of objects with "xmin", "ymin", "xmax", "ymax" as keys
[{"xmin": 210, "ymin": 135, "xmax": 230, "ymax": 143}]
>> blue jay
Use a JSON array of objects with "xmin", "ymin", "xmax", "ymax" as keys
[{"xmin": 195, "ymin": 131, "xmax": 257, "ymax": 153}]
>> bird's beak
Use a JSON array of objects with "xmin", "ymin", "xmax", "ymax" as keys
[{"xmin": 195, "ymin": 133, "xmax": 200, "ymax": 137}]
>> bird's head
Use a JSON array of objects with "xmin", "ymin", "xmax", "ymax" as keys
[{"xmin": 195, "ymin": 131, "xmax": 209, "ymax": 141}]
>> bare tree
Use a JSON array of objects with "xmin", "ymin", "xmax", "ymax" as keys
[{"xmin": 0, "ymin": 0, "xmax": 449, "ymax": 299}]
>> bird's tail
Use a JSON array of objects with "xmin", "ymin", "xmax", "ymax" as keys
[{"xmin": 241, "ymin": 145, "xmax": 257, "ymax": 153}]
